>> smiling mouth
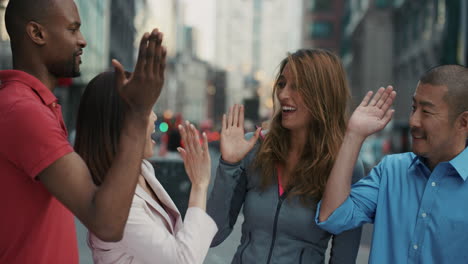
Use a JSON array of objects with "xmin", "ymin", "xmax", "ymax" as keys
[
  {"xmin": 412, "ymin": 134, "xmax": 425, "ymax": 140},
  {"xmin": 282, "ymin": 106, "xmax": 296, "ymax": 113}
]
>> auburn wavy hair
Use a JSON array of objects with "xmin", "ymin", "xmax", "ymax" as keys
[{"xmin": 254, "ymin": 49, "xmax": 350, "ymax": 201}]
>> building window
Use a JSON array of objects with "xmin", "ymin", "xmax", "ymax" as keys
[
  {"xmin": 308, "ymin": 0, "xmax": 332, "ymax": 12},
  {"xmin": 309, "ymin": 21, "xmax": 333, "ymax": 39},
  {"xmin": 375, "ymin": 0, "xmax": 390, "ymax": 8}
]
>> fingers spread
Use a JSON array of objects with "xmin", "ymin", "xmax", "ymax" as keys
[
  {"xmin": 369, "ymin": 87, "xmax": 385, "ymax": 106},
  {"xmin": 248, "ymin": 127, "xmax": 261, "ymax": 146},
  {"xmin": 233, "ymin": 104, "xmax": 239, "ymax": 127},
  {"xmin": 178, "ymin": 124, "xmax": 188, "ymax": 149},
  {"xmin": 227, "ymin": 106, "xmax": 233, "ymax": 128},
  {"xmin": 238, "ymin": 105, "xmax": 245, "ymax": 128},
  {"xmin": 382, "ymin": 90, "xmax": 396, "ymax": 113},
  {"xmin": 222, "ymin": 114, "xmax": 227, "ymax": 131},
  {"xmin": 177, "ymin": 147, "xmax": 187, "ymax": 160},
  {"xmin": 377, "ymin": 86, "xmax": 393, "ymax": 109},
  {"xmin": 360, "ymin": 91, "xmax": 373, "ymax": 107},
  {"xmin": 202, "ymin": 132, "xmax": 209, "ymax": 154},
  {"xmin": 190, "ymin": 123, "xmax": 201, "ymax": 153}
]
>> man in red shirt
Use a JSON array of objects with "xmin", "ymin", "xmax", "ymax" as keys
[{"xmin": 0, "ymin": 0, "xmax": 167, "ymax": 263}]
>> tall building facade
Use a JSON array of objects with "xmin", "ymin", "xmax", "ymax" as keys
[
  {"xmin": 393, "ymin": 0, "xmax": 463, "ymax": 122},
  {"xmin": 214, "ymin": 0, "xmax": 254, "ymax": 109},
  {"xmin": 341, "ymin": 0, "xmax": 394, "ymax": 109},
  {"xmin": 302, "ymin": 0, "xmax": 345, "ymax": 54},
  {"xmin": 109, "ymin": 0, "xmax": 137, "ymax": 70}
]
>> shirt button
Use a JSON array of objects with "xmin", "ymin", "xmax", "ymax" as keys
[
  {"xmin": 413, "ymin": 244, "xmax": 418, "ymax": 250},
  {"xmin": 431, "ymin": 182, "xmax": 436, "ymax": 187},
  {"xmin": 421, "ymin": 212, "xmax": 427, "ymax": 218},
  {"xmin": 52, "ymin": 102, "xmax": 57, "ymax": 108}
]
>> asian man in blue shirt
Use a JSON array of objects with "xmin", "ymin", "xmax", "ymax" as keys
[{"xmin": 317, "ymin": 65, "xmax": 468, "ymax": 264}]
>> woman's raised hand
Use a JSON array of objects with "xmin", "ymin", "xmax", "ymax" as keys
[
  {"xmin": 177, "ymin": 121, "xmax": 211, "ymax": 189},
  {"xmin": 220, "ymin": 104, "xmax": 261, "ymax": 164},
  {"xmin": 347, "ymin": 85, "xmax": 396, "ymax": 140}
]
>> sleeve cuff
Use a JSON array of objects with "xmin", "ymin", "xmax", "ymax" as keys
[
  {"xmin": 315, "ymin": 197, "xmax": 355, "ymax": 235},
  {"xmin": 219, "ymin": 157, "xmax": 242, "ymax": 167},
  {"xmin": 186, "ymin": 207, "xmax": 218, "ymax": 236},
  {"xmin": 30, "ymin": 144, "xmax": 74, "ymax": 179}
]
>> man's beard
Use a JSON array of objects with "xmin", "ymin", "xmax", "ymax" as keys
[
  {"xmin": 70, "ymin": 51, "xmax": 81, "ymax": 77},
  {"xmin": 50, "ymin": 53, "xmax": 81, "ymax": 78}
]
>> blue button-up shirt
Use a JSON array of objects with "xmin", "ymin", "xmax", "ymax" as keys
[{"xmin": 316, "ymin": 147, "xmax": 468, "ymax": 264}]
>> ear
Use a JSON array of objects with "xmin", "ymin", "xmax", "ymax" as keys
[
  {"xmin": 456, "ymin": 111, "xmax": 468, "ymax": 132},
  {"xmin": 25, "ymin": 21, "xmax": 46, "ymax": 46}
]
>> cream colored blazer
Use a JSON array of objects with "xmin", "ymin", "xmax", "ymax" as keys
[{"xmin": 88, "ymin": 160, "xmax": 218, "ymax": 264}]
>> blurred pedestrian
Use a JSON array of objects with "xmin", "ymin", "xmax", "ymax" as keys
[
  {"xmin": 0, "ymin": 0, "xmax": 166, "ymax": 263},
  {"xmin": 318, "ymin": 65, "xmax": 468, "ymax": 263},
  {"xmin": 75, "ymin": 71, "xmax": 217, "ymax": 264},
  {"xmin": 207, "ymin": 49, "xmax": 364, "ymax": 263}
]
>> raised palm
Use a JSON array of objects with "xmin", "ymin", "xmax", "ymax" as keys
[
  {"xmin": 348, "ymin": 86, "xmax": 396, "ymax": 138},
  {"xmin": 221, "ymin": 104, "xmax": 261, "ymax": 164},
  {"xmin": 112, "ymin": 28, "xmax": 167, "ymax": 116},
  {"xmin": 178, "ymin": 121, "xmax": 211, "ymax": 188}
]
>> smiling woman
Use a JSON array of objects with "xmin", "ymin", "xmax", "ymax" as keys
[{"xmin": 207, "ymin": 49, "xmax": 364, "ymax": 264}]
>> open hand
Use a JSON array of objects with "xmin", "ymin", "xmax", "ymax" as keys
[
  {"xmin": 220, "ymin": 104, "xmax": 261, "ymax": 163},
  {"xmin": 177, "ymin": 121, "xmax": 211, "ymax": 189},
  {"xmin": 347, "ymin": 86, "xmax": 396, "ymax": 139},
  {"xmin": 112, "ymin": 28, "xmax": 167, "ymax": 116}
]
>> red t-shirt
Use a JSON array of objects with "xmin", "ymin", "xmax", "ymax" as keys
[{"xmin": 0, "ymin": 70, "xmax": 77, "ymax": 263}]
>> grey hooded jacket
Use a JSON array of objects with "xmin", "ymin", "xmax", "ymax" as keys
[{"xmin": 207, "ymin": 133, "xmax": 364, "ymax": 264}]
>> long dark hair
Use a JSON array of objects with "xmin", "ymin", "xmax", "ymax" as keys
[{"xmin": 74, "ymin": 71, "xmax": 129, "ymax": 185}]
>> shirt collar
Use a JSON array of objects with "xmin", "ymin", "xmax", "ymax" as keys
[
  {"xmin": 408, "ymin": 153, "xmax": 420, "ymax": 168},
  {"xmin": 449, "ymin": 146, "xmax": 468, "ymax": 181},
  {"xmin": 408, "ymin": 145, "xmax": 468, "ymax": 181},
  {"xmin": 0, "ymin": 70, "xmax": 57, "ymax": 106}
]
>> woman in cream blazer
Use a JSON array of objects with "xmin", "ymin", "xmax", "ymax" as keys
[{"xmin": 75, "ymin": 71, "xmax": 217, "ymax": 264}]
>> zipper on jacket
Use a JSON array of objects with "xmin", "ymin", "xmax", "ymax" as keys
[
  {"xmin": 266, "ymin": 192, "xmax": 286, "ymax": 264},
  {"xmin": 299, "ymin": 248, "xmax": 305, "ymax": 264},
  {"xmin": 239, "ymin": 231, "xmax": 252, "ymax": 264}
]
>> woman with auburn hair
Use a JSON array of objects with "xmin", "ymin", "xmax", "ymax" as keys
[
  {"xmin": 74, "ymin": 71, "xmax": 217, "ymax": 264},
  {"xmin": 207, "ymin": 49, "xmax": 364, "ymax": 263}
]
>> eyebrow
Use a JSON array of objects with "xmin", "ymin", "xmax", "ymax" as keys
[{"xmin": 412, "ymin": 97, "xmax": 436, "ymax": 108}]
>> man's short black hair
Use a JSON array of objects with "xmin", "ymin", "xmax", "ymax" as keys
[
  {"xmin": 5, "ymin": 0, "xmax": 56, "ymax": 42},
  {"xmin": 420, "ymin": 64, "xmax": 468, "ymax": 120}
]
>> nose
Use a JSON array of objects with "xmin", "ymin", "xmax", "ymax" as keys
[
  {"xmin": 78, "ymin": 31, "xmax": 87, "ymax": 48},
  {"xmin": 277, "ymin": 85, "xmax": 290, "ymax": 101},
  {"xmin": 409, "ymin": 109, "xmax": 420, "ymax": 128}
]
